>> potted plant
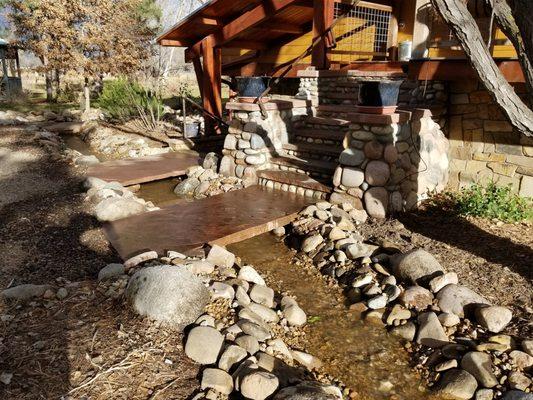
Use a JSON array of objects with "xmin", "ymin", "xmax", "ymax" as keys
[
  {"xmin": 235, "ymin": 76, "xmax": 271, "ymax": 103},
  {"xmin": 356, "ymin": 80, "xmax": 403, "ymax": 115}
]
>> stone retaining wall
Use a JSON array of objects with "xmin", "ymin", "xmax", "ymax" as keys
[
  {"xmin": 445, "ymin": 81, "xmax": 533, "ymax": 197},
  {"xmin": 219, "ymin": 100, "xmax": 311, "ymax": 185},
  {"xmin": 331, "ymin": 111, "xmax": 450, "ymax": 218}
]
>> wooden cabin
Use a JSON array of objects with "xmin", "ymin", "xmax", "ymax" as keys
[{"xmin": 157, "ymin": 0, "xmax": 524, "ymax": 135}]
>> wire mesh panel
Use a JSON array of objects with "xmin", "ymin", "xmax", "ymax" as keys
[{"xmin": 329, "ymin": 1, "xmax": 393, "ymax": 63}]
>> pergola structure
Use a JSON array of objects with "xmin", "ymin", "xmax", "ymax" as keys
[
  {"xmin": 0, "ymin": 39, "xmax": 22, "ymax": 97},
  {"xmin": 157, "ymin": 0, "xmax": 401, "ymax": 135},
  {"xmin": 157, "ymin": 0, "xmax": 524, "ymax": 136}
]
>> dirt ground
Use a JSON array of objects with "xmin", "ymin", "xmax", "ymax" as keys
[
  {"xmin": 0, "ymin": 123, "xmax": 532, "ymax": 399},
  {"xmin": 0, "ymin": 126, "xmax": 199, "ymax": 399},
  {"xmin": 360, "ymin": 209, "xmax": 533, "ymax": 338}
]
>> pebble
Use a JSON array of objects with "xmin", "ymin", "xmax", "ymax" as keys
[
  {"xmin": 235, "ymin": 335, "xmax": 260, "ymax": 355},
  {"xmin": 207, "ymin": 245, "xmax": 235, "ymax": 269},
  {"xmin": 291, "ymin": 350, "xmax": 323, "ymax": 370},
  {"xmin": 352, "ymin": 274, "xmax": 373, "ymax": 288},
  {"xmin": 0, "ymin": 372, "xmax": 13, "ymax": 385},
  {"xmin": 367, "ymin": 294, "xmax": 388, "ymax": 310},
  {"xmin": 390, "ymin": 321, "xmax": 417, "ymax": 341},
  {"xmin": 237, "ymin": 320, "xmax": 271, "ymax": 342},
  {"xmin": 56, "ymin": 288, "xmax": 68, "ymax": 300},
  {"xmin": 439, "ymin": 312, "xmax": 461, "ymax": 327},
  {"xmin": 283, "ymin": 305, "xmax": 307, "ymax": 327},
  {"xmin": 218, "ymin": 345, "xmax": 248, "ymax": 371},
  {"xmin": 301, "ymin": 234, "xmax": 324, "ymax": 253},
  {"xmin": 435, "ymin": 359, "xmax": 458, "ymax": 372},
  {"xmin": 475, "ymin": 388, "xmax": 495, "ymax": 400},
  {"xmin": 386, "ymin": 304, "xmax": 411, "ymax": 325},
  {"xmin": 522, "ymin": 340, "xmax": 533, "ymax": 357},
  {"xmin": 400, "ymin": 286, "xmax": 433, "ymax": 310},
  {"xmin": 429, "ymin": 272, "xmax": 458, "ymax": 293},
  {"xmin": 98, "ymin": 263, "xmax": 125, "ymax": 281}
]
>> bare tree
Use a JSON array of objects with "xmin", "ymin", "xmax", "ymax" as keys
[{"xmin": 431, "ymin": 0, "xmax": 533, "ymax": 137}]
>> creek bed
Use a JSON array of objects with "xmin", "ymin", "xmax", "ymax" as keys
[{"xmin": 229, "ymin": 234, "xmax": 442, "ymax": 400}]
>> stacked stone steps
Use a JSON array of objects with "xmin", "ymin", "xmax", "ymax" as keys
[
  {"xmin": 292, "ymin": 128, "xmax": 347, "ymax": 145},
  {"xmin": 257, "ymin": 169, "xmax": 331, "ymax": 200},
  {"xmin": 282, "ymin": 142, "xmax": 343, "ymax": 162},
  {"xmin": 267, "ymin": 154, "xmax": 337, "ymax": 180}
]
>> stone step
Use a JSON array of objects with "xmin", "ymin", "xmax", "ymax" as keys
[
  {"xmin": 282, "ymin": 142, "xmax": 343, "ymax": 158},
  {"xmin": 292, "ymin": 128, "xmax": 347, "ymax": 144},
  {"xmin": 305, "ymin": 116, "xmax": 351, "ymax": 127},
  {"xmin": 258, "ymin": 170, "xmax": 332, "ymax": 195},
  {"xmin": 269, "ymin": 154, "xmax": 337, "ymax": 175}
]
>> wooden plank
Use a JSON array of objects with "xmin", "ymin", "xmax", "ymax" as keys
[
  {"xmin": 103, "ymin": 186, "xmax": 313, "ymax": 260},
  {"xmin": 186, "ymin": 0, "xmax": 301, "ymax": 61},
  {"xmin": 265, "ymin": 21, "xmax": 305, "ymax": 34},
  {"xmin": 85, "ymin": 152, "xmax": 201, "ymax": 187}
]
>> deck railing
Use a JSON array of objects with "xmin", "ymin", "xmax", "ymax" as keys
[{"xmin": 328, "ymin": 0, "xmax": 394, "ymax": 63}]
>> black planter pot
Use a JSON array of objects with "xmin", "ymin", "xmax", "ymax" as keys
[
  {"xmin": 235, "ymin": 76, "xmax": 271, "ymax": 99},
  {"xmin": 358, "ymin": 80, "xmax": 403, "ymax": 114}
]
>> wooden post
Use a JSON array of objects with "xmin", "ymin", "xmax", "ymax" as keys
[
  {"xmin": 202, "ymin": 36, "xmax": 223, "ymax": 135},
  {"xmin": 311, "ymin": 0, "xmax": 334, "ymax": 70},
  {"xmin": 192, "ymin": 57, "xmax": 204, "ymax": 100},
  {"xmin": 15, "ymin": 48, "xmax": 21, "ymax": 79},
  {"xmin": 389, "ymin": 0, "xmax": 401, "ymax": 61}
]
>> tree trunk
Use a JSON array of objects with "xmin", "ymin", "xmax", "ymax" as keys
[
  {"xmin": 431, "ymin": 0, "xmax": 533, "ymax": 137},
  {"xmin": 55, "ymin": 69, "xmax": 61, "ymax": 101},
  {"xmin": 45, "ymin": 71, "xmax": 53, "ymax": 102},
  {"xmin": 84, "ymin": 77, "xmax": 90, "ymax": 113},
  {"xmin": 484, "ymin": 0, "xmax": 533, "ymax": 105},
  {"xmin": 512, "ymin": 0, "xmax": 533, "ymax": 73}
]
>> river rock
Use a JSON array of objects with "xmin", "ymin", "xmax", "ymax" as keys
[
  {"xmin": 461, "ymin": 352, "xmax": 498, "ymax": 388},
  {"xmin": 416, "ymin": 312, "xmax": 449, "ymax": 348},
  {"xmin": 508, "ymin": 371, "xmax": 531, "ymax": 391},
  {"xmin": 210, "ymin": 282, "xmax": 235, "ymax": 301},
  {"xmin": 126, "ymin": 266, "xmax": 209, "ymax": 330},
  {"xmin": 367, "ymin": 294, "xmax": 388, "ymax": 310},
  {"xmin": 247, "ymin": 303, "xmax": 279, "ymax": 323},
  {"xmin": 522, "ymin": 340, "xmax": 533, "ymax": 357},
  {"xmin": 365, "ymin": 161, "xmax": 390, "ymax": 186},
  {"xmin": 284, "ymin": 305, "xmax": 307, "ymax": 326},
  {"xmin": 240, "ymin": 371, "xmax": 279, "ymax": 400},
  {"xmin": 185, "ymin": 260, "xmax": 215, "ymax": 275},
  {"xmin": 339, "ymin": 148, "xmax": 365, "ymax": 167},
  {"xmin": 436, "ymin": 369, "xmax": 478, "ymax": 400},
  {"xmin": 250, "ymin": 285, "xmax": 275, "ymax": 308},
  {"xmin": 203, "ymin": 152, "xmax": 219, "ymax": 171},
  {"xmin": 291, "ymin": 350, "xmax": 323, "ymax": 370},
  {"xmin": 390, "ymin": 321, "xmax": 417, "ymax": 341},
  {"xmin": 207, "ymin": 245, "xmax": 235, "ymax": 269},
  {"xmin": 509, "ymin": 350, "xmax": 533, "ymax": 370},
  {"xmin": 301, "ymin": 234, "xmax": 324, "ymax": 253},
  {"xmin": 364, "ymin": 140, "xmax": 384, "ymax": 159},
  {"xmin": 2, "ymin": 284, "xmax": 53, "ymax": 301},
  {"xmin": 124, "ymin": 251, "xmax": 158, "ymax": 269},
  {"xmin": 429, "ymin": 272, "xmax": 459, "ymax": 293},
  {"xmin": 436, "ymin": 284, "xmax": 489, "ymax": 318},
  {"xmin": 364, "ymin": 187, "xmax": 389, "ymax": 219},
  {"xmin": 391, "ymin": 249, "xmax": 445, "ymax": 286},
  {"xmin": 174, "ymin": 177, "xmax": 200, "ymax": 195},
  {"xmin": 400, "ymin": 286, "xmax": 434, "ymax": 310},
  {"xmin": 185, "ymin": 326, "xmax": 224, "ymax": 364},
  {"xmin": 235, "ymin": 335, "xmax": 260, "ymax": 355},
  {"xmin": 439, "ymin": 312, "xmax": 461, "ymax": 327},
  {"xmin": 94, "ymin": 197, "xmax": 147, "ymax": 221},
  {"xmin": 341, "ymin": 167, "xmax": 365, "ymax": 188},
  {"xmin": 346, "ymin": 242, "xmax": 378, "ymax": 260},
  {"xmin": 98, "ymin": 263, "xmax": 125, "ymax": 281},
  {"xmin": 475, "ymin": 306, "xmax": 512, "ymax": 333},
  {"xmin": 274, "ymin": 382, "xmax": 342, "ymax": 399},
  {"xmin": 75, "ymin": 155, "xmax": 100, "ymax": 166},
  {"xmin": 238, "ymin": 266, "xmax": 266, "ymax": 286},
  {"xmin": 219, "ymin": 345, "xmax": 248, "ymax": 371},
  {"xmin": 237, "ymin": 320, "xmax": 271, "ymax": 341},
  {"xmin": 201, "ymin": 368, "xmax": 233, "ymax": 395},
  {"xmin": 475, "ymin": 389, "xmax": 495, "ymax": 400},
  {"xmin": 502, "ymin": 391, "xmax": 533, "ymax": 400}
]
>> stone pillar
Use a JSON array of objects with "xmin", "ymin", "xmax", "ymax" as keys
[{"xmin": 330, "ymin": 110, "xmax": 450, "ymax": 218}]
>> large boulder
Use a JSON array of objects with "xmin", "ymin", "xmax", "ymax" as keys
[
  {"xmin": 436, "ymin": 284, "xmax": 489, "ymax": 318},
  {"xmin": 94, "ymin": 197, "xmax": 147, "ymax": 222},
  {"xmin": 274, "ymin": 382, "xmax": 342, "ymax": 400},
  {"xmin": 391, "ymin": 249, "xmax": 445, "ymax": 286},
  {"xmin": 126, "ymin": 266, "xmax": 209, "ymax": 330}
]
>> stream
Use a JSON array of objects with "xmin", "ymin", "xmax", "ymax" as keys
[{"xmin": 229, "ymin": 234, "xmax": 442, "ymax": 400}]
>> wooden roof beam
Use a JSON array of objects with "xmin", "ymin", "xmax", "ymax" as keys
[
  {"xmin": 160, "ymin": 39, "xmax": 191, "ymax": 47},
  {"xmin": 186, "ymin": 0, "xmax": 306, "ymax": 61},
  {"xmin": 223, "ymin": 40, "xmax": 269, "ymax": 50},
  {"xmin": 262, "ymin": 22, "xmax": 305, "ymax": 35}
]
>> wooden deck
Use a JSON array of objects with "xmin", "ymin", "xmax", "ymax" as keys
[
  {"xmin": 103, "ymin": 186, "xmax": 313, "ymax": 260},
  {"xmin": 86, "ymin": 152, "xmax": 201, "ymax": 186}
]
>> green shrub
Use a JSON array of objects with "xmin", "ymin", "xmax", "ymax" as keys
[
  {"xmin": 435, "ymin": 182, "xmax": 532, "ymax": 222},
  {"xmin": 97, "ymin": 78, "xmax": 163, "ymax": 125}
]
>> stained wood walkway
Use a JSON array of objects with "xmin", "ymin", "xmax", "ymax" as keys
[
  {"xmin": 103, "ymin": 186, "xmax": 312, "ymax": 260},
  {"xmin": 86, "ymin": 152, "xmax": 201, "ymax": 186}
]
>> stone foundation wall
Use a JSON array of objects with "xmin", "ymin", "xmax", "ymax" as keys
[
  {"xmin": 330, "ymin": 112, "xmax": 450, "ymax": 218},
  {"xmin": 398, "ymin": 80, "xmax": 449, "ymax": 130},
  {"xmin": 219, "ymin": 100, "xmax": 311, "ymax": 185},
  {"xmin": 445, "ymin": 81, "xmax": 533, "ymax": 197}
]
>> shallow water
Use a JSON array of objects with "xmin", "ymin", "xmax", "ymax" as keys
[
  {"xmin": 229, "ymin": 234, "xmax": 442, "ymax": 400},
  {"xmin": 136, "ymin": 178, "xmax": 189, "ymax": 207},
  {"xmin": 63, "ymin": 134, "xmax": 113, "ymax": 161}
]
